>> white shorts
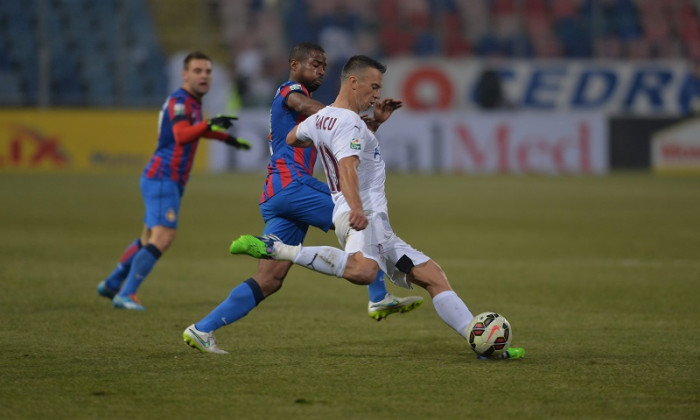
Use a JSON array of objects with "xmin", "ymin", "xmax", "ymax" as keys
[{"xmin": 334, "ymin": 211, "xmax": 430, "ymax": 289}]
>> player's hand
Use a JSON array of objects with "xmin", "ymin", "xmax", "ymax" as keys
[
  {"xmin": 348, "ymin": 208, "xmax": 368, "ymax": 231},
  {"xmin": 361, "ymin": 115, "xmax": 381, "ymax": 132},
  {"xmin": 372, "ymin": 98, "xmax": 403, "ymax": 124},
  {"xmin": 224, "ymin": 136, "xmax": 251, "ymax": 150},
  {"xmin": 208, "ymin": 114, "xmax": 238, "ymax": 131}
]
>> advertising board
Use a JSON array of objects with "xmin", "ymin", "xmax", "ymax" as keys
[
  {"xmin": 0, "ymin": 109, "xmax": 207, "ymax": 173},
  {"xmin": 212, "ymin": 110, "xmax": 607, "ymax": 175},
  {"xmin": 651, "ymin": 117, "xmax": 700, "ymax": 173},
  {"xmin": 381, "ymin": 58, "xmax": 693, "ymax": 116}
]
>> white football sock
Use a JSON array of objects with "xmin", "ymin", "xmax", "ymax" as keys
[
  {"xmin": 291, "ymin": 246, "xmax": 348, "ymax": 277},
  {"xmin": 432, "ymin": 290, "xmax": 473, "ymax": 338},
  {"xmin": 272, "ymin": 242, "xmax": 301, "ymax": 261}
]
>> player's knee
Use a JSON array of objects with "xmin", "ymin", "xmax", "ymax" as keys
[
  {"xmin": 343, "ymin": 255, "xmax": 377, "ymax": 285},
  {"xmin": 408, "ymin": 259, "xmax": 450, "ymax": 290},
  {"xmin": 149, "ymin": 226, "xmax": 177, "ymax": 251}
]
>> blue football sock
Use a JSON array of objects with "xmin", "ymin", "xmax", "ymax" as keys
[
  {"xmin": 195, "ymin": 278, "xmax": 265, "ymax": 332},
  {"xmin": 367, "ymin": 270, "xmax": 388, "ymax": 302},
  {"xmin": 117, "ymin": 244, "xmax": 161, "ymax": 297},
  {"xmin": 104, "ymin": 238, "xmax": 142, "ymax": 291}
]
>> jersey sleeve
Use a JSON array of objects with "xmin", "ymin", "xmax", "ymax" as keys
[
  {"xmin": 168, "ymin": 96, "xmax": 189, "ymax": 124},
  {"xmin": 296, "ymin": 115, "xmax": 314, "ymax": 144},
  {"xmin": 167, "ymin": 95, "xmax": 208, "ymax": 144},
  {"xmin": 280, "ymin": 82, "xmax": 309, "ymax": 107},
  {"xmin": 331, "ymin": 115, "xmax": 365, "ymax": 162}
]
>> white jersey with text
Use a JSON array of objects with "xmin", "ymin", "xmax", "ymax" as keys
[{"xmin": 296, "ymin": 106, "xmax": 388, "ymax": 223}]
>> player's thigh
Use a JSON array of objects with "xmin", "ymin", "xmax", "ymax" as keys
[
  {"xmin": 343, "ymin": 252, "xmax": 379, "ymax": 285},
  {"xmin": 141, "ymin": 177, "xmax": 182, "ymax": 229},
  {"xmin": 261, "ymin": 215, "xmax": 309, "ymax": 245},
  {"xmin": 292, "ymin": 178, "xmax": 333, "ymax": 231},
  {"xmin": 262, "ymin": 180, "xmax": 333, "ymax": 232},
  {"xmin": 406, "ymin": 259, "xmax": 452, "ymax": 294}
]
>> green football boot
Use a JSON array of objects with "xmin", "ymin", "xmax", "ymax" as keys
[
  {"xmin": 477, "ymin": 346, "xmax": 525, "ymax": 360},
  {"xmin": 229, "ymin": 235, "xmax": 276, "ymax": 259}
]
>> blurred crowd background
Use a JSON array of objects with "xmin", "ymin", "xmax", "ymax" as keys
[{"xmin": 1, "ymin": 0, "xmax": 699, "ymax": 108}]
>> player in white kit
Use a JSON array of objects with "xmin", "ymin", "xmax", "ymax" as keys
[{"xmin": 230, "ymin": 55, "xmax": 524, "ymax": 359}]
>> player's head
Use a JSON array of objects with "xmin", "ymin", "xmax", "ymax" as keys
[
  {"xmin": 182, "ymin": 51, "xmax": 212, "ymax": 99},
  {"xmin": 340, "ymin": 55, "xmax": 386, "ymax": 112},
  {"xmin": 289, "ymin": 42, "xmax": 326, "ymax": 92}
]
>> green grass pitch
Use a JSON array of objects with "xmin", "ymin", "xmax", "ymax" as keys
[{"xmin": 1, "ymin": 172, "xmax": 698, "ymax": 419}]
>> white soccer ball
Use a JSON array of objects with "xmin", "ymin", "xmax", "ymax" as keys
[{"xmin": 466, "ymin": 312, "xmax": 512, "ymax": 357}]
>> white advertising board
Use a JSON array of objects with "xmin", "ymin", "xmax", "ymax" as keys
[
  {"xmin": 210, "ymin": 111, "xmax": 608, "ymax": 175},
  {"xmin": 651, "ymin": 117, "xmax": 700, "ymax": 174}
]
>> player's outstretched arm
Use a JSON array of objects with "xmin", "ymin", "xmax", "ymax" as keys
[
  {"xmin": 223, "ymin": 136, "xmax": 251, "ymax": 150},
  {"xmin": 207, "ymin": 114, "xmax": 238, "ymax": 131},
  {"xmin": 173, "ymin": 114, "xmax": 240, "ymax": 145},
  {"xmin": 286, "ymin": 93, "xmax": 325, "ymax": 117},
  {"xmin": 200, "ymin": 114, "xmax": 250, "ymax": 150},
  {"xmin": 286, "ymin": 125, "xmax": 314, "ymax": 148}
]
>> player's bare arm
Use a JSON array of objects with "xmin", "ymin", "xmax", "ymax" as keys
[
  {"xmin": 286, "ymin": 92, "xmax": 325, "ymax": 117},
  {"xmin": 286, "ymin": 125, "xmax": 314, "ymax": 148},
  {"xmin": 338, "ymin": 156, "xmax": 368, "ymax": 230}
]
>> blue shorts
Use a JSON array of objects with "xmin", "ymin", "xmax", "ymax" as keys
[
  {"xmin": 260, "ymin": 177, "xmax": 334, "ymax": 245},
  {"xmin": 141, "ymin": 177, "xmax": 184, "ymax": 229}
]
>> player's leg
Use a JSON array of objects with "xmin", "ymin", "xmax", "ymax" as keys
[
  {"xmin": 184, "ymin": 259, "xmax": 292, "ymax": 354},
  {"xmin": 292, "ymin": 190, "xmax": 424, "ymax": 318},
  {"xmin": 292, "ymin": 179, "xmax": 400, "ymax": 307},
  {"xmin": 230, "ymin": 233, "xmax": 377, "ymax": 283},
  {"xmin": 407, "ymin": 259, "xmax": 473, "ymax": 337},
  {"xmin": 367, "ymin": 270, "xmax": 425, "ymax": 321},
  {"xmin": 329, "ymin": 208, "xmax": 425, "ymax": 319},
  {"xmin": 194, "ymin": 259, "xmax": 291, "ymax": 332},
  {"xmin": 113, "ymin": 225, "xmax": 172, "ymax": 310},
  {"xmin": 97, "ymin": 236, "xmax": 143, "ymax": 298},
  {"xmin": 408, "ymin": 259, "xmax": 524, "ymax": 359},
  {"xmin": 184, "ymin": 201, "xmax": 303, "ymax": 354},
  {"xmin": 113, "ymin": 178, "xmax": 179, "ymax": 310},
  {"xmin": 233, "ymin": 210, "xmax": 388, "ymax": 286},
  {"xmin": 292, "ymin": 178, "xmax": 394, "ymax": 302}
]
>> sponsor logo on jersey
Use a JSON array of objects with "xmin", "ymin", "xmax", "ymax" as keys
[
  {"xmin": 289, "ymin": 83, "xmax": 302, "ymax": 91},
  {"xmin": 350, "ymin": 138, "xmax": 361, "ymax": 150},
  {"xmin": 174, "ymin": 103, "xmax": 185, "ymax": 115}
]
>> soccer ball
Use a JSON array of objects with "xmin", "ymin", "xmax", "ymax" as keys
[{"xmin": 466, "ymin": 312, "xmax": 512, "ymax": 357}]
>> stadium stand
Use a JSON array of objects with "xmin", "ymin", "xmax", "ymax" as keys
[
  {"xmin": 0, "ymin": 0, "xmax": 166, "ymax": 107},
  {"xmin": 1, "ymin": 0, "xmax": 699, "ymax": 107}
]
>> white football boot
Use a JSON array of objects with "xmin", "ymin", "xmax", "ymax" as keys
[
  {"xmin": 183, "ymin": 324, "xmax": 229, "ymax": 354},
  {"xmin": 368, "ymin": 293, "xmax": 424, "ymax": 321}
]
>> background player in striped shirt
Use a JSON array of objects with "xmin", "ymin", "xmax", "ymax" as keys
[
  {"xmin": 183, "ymin": 43, "xmax": 422, "ymax": 354},
  {"xmin": 97, "ymin": 51, "xmax": 250, "ymax": 310}
]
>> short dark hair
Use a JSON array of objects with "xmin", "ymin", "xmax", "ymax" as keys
[
  {"xmin": 289, "ymin": 42, "xmax": 325, "ymax": 63},
  {"xmin": 341, "ymin": 55, "xmax": 386, "ymax": 82},
  {"xmin": 184, "ymin": 51, "xmax": 211, "ymax": 69}
]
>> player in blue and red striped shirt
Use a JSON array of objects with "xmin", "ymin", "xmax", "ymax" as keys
[
  {"xmin": 97, "ymin": 51, "xmax": 250, "ymax": 310},
  {"xmin": 184, "ymin": 43, "xmax": 422, "ymax": 354}
]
